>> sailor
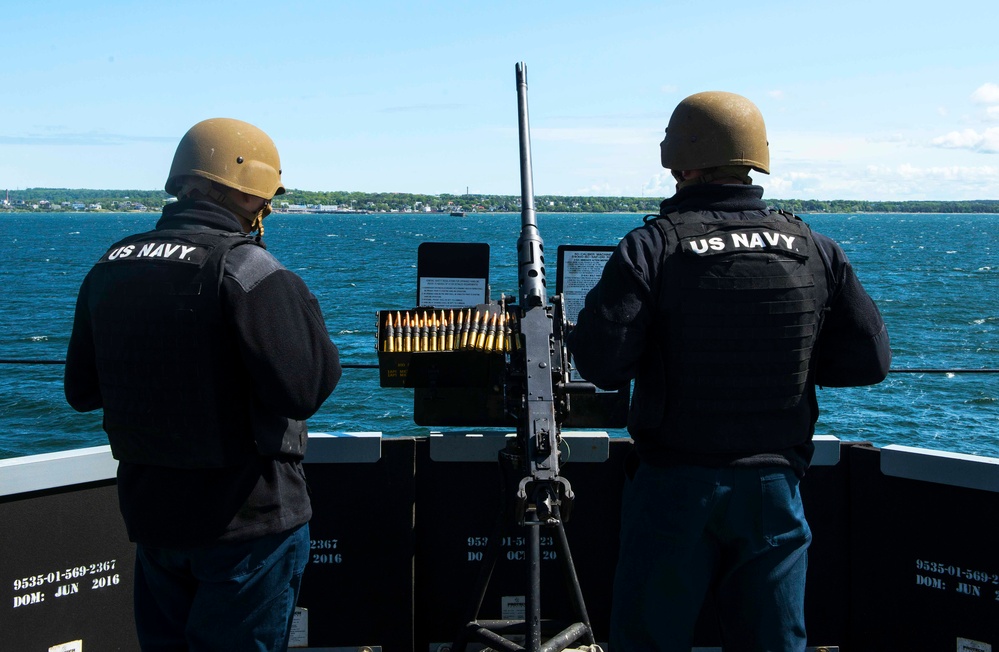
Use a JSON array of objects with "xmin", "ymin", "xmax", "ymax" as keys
[
  {"xmin": 64, "ymin": 118, "xmax": 342, "ymax": 651},
  {"xmin": 566, "ymin": 92, "xmax": 891, "ymax": 651}
]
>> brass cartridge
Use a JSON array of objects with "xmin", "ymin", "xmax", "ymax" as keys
[
  {"xmin": 475, "ymin": 311, "xmax": 489, "ymax": 350},
  {"xmin": 446, "ymin": 309, "xmax": 456, "ymax": 350},
  {"xmin": 468, "ymin": 310, "xmax": 481, "ymax": 349},
  {"xmin": 460, "ymin": 308, "xmax": 472, "ymax": 349},
  {"xmin": 403, "ymin": 312, "xmax": 412, "ymax": 352},
  {"xmin": 484, "ymin": 313, "xmax": 497, "ymax": 352},
  {"xmin": 466, "ymin": 309, "xmax": 479, "ymax": 349},
  {"xmin": 394, "ymin": 311, "xmax": 403, "ymax": 353},
  {"xmin": 383, "ymin": 312, "xmax": 395, "ymax": 352},
  {"xmin": 420, "ymin": 313, "xmax": 429, "ymax": 352},
  {"xmin": 437, "ymin": 311, "xmax": 446, "ymax": 351}
]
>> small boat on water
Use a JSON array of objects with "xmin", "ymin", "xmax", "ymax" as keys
[{"xmin": 451, "ymin": 211, "xmax": 466, "ymax": 217}]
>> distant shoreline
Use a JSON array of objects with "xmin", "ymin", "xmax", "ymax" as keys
[
  {"xmin": 4, "ymin": 209, "xmax": 999, "ymax": 217},
  {"xmin": 3, "ymin": 188, "xmax": 998, "ymax": 215}
]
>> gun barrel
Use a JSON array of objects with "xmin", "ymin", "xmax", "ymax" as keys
[
  {"xmin": 516, "ymin": 62, "xmax": 547, "ymax": 308},
  {"xmin": 516, "ymin": 62, "xmax": 536, "ymax": 216}
]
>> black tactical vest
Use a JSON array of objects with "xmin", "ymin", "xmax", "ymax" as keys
[
  {"xmin": 647, "ymin": 210, "xmax": 830, "ymax": 455},
  {"xmin": 85, "ymin": 228, "xmax": 263, "ymax": 468}
]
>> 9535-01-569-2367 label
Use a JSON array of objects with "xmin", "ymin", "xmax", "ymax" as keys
[
  {"xmin": 10, "ymin": 559, "xmax": 120, "ymax": 608},
  {"xmin": 915, "ymin": 558, "xmax": 999, "ymax": 601}
]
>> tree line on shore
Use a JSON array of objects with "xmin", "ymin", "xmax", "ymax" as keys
[{"xmin": 4, "ymin": 188, "xmax": 999, "ymax": 214}]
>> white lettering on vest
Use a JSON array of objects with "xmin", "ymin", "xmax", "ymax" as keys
[
  {"xmin": 108, "ymin": 244, "xmax": 135, "ymax": 260},
  {"xmin": 732, "ymin": 232, "xmax": 769, "ymax": 249},
  {"xmin": 134, "ymin": 242, "xmax": 200, "ymax": 260},
  {"xmin": 686, "ymin": 230, "xmax": 799, "ymax": 255},
  {"xmin": 730, "ymin": 230, "xmax": 797, "ymax": 251},
  {"xmin": 687, "ymin": 236, "xmax": 725, "ymax": 254}
]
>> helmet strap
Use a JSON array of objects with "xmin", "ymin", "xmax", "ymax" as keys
[{"xmin": 248, "ymin": 204, "xmax": 271, "ymax": 238}]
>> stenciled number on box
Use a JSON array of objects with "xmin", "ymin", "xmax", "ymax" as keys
[
  {"xmin": 310, "ymin": 538, "xmax": 344, "ymax": 565},
  {"xmin": 914, "ymin": 558, "xmax": 999, "ymax": 601},
  {"xmin": 10, "ymin": 559, "xmax": 119, "ymax": 609},
  {"xmin": 465, "ymin": 535, "xmax": 558, "ymax": 562}
]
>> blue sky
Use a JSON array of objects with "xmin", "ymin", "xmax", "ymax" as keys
[{"xmin": 2, "ymin": 0, "xmax": 997, "ymax": 201}]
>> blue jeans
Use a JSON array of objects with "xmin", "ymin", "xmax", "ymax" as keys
[
  {"xmin": 133, "ymin": 523, "xmax": 310, "ymax": 652},
  {"xmin": 610, "ymin": 464, "xmax": 810, "ymax": 652}
]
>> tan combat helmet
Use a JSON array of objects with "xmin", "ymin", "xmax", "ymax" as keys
[
  {"xmin": 660, "ymin": 91, "xmax": 770, "ymax": 174},
  {"xmin": 165, "ymin": 118, "xmax": 285, "ymax": 200}
]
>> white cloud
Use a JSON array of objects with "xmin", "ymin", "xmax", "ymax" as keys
[
  {"xmin": 933, "ymin": 129, "xmax": 983, "ymax": 148},
  {"xmin": 763, "ymin": 170, "xmax": 823, "ymax": 197},
  {"xmin": 971, "ymin": 82, "xmax": 999, "ymax": 105},
  {"xmin": 866, "ymin": 163, "xmax": 999, "ymax": 183},
  {"xmin": 768, "ymin": 90, "xmax": 785, "ymax": 100},
  {"xmin": 575, "ymin": 182, "xmax": 621, "ymax": 196},
  {"xmin": 765, "ymin": 159, "xmax": 999, "ymax": 201},
  {"xmin": 932, "ymin": 127, "xmax": 999, "ymax": 153},
  {"xmin": 643, "ymin": 171, "xmax": 675, "ymax": 196}
]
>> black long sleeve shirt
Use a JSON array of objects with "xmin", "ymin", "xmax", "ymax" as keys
[{"xmin": 65, "ymin": 200, "xmax": 342, "ymax": 545}]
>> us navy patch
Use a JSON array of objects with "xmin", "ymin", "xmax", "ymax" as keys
[
  {"xmin": 682, "ymin": 229, "xmax": 802, "ymax": 256},
  {"xmin": 100, "ymin": 241, "xmax": 206, "ymax": 264}
]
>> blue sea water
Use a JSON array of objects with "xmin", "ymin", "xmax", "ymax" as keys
[{"xmin": 0, "ymin": 211, "xmax": 996, "ymax": 460}]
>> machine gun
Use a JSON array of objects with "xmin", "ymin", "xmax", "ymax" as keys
[
  {"xmin": 376, "ymin": 62, "xmax": 624, "ymax": 651},
  {"xmin": 447, "ymin": 62, "xmax": 596, "ymax": 652}
]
